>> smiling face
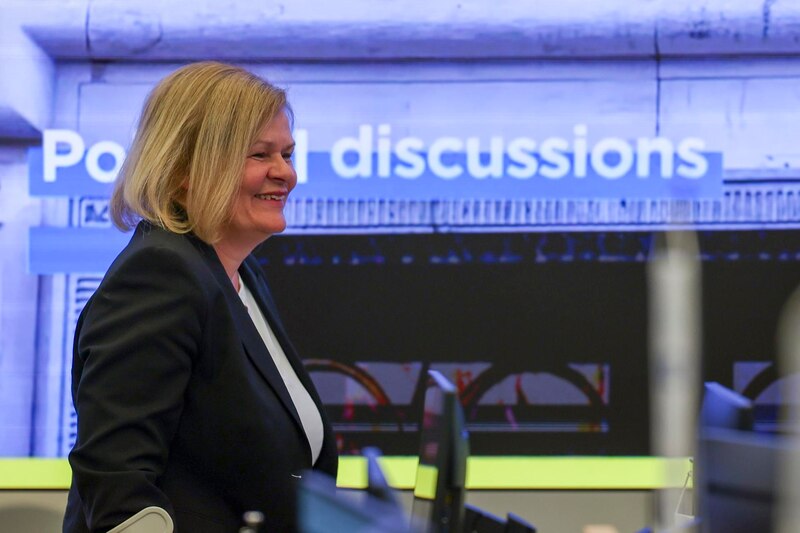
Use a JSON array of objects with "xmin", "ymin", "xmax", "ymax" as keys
[{"xmin": 217, "ymin": 110, "xmax": 297, "ymax": 253}]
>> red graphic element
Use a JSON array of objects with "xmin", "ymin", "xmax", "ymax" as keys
[{"xmin": 515, "ymin": 374, "xmax": 530, "ymax": 405}]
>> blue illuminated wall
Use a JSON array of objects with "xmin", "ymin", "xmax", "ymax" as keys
[{"xmin": 2, "ymin": 0, "xmax": 800, "ymax": 458}]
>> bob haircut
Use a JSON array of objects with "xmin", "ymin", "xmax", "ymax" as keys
[{"xmin": 110, "ymin": 61, "xmax": 290, "ymax": 243}]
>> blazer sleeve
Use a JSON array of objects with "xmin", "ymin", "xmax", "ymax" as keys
[{"xmin": 68, "ymin": 245, "xmax": 207, "ymax": 532}]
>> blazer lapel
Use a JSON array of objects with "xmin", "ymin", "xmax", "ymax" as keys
[
  {"xmin": 193, "ymin": 239, "xmax": 304, "ymax": 434},
  {"xmin": 239, "ymin": 257, "xmax": 326, "ymax": 408},
  {"xmin": 241, "ymin": 255, "xmax": 338, "ymax": 473}
]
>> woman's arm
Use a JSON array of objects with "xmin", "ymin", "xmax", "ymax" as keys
[{"xmin": 69, "ymin": 245, "xmax": 207, "ymax": 532}]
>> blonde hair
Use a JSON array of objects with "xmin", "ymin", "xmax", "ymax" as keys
[{"xmin": 111, "ymin": 61, "xmax": 289, "ymax": 243}]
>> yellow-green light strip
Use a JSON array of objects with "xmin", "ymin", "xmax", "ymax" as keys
[
  {"xmin": 0, "ymin": 459, "xmax": 72, "ymax": 490},
  {"xmin": 336, "ymin": 456, "xmax": 692, "ymax": 490},
  {"xmin": 1, "ymin": 457, "xmax": 691, "ymax": 490}
]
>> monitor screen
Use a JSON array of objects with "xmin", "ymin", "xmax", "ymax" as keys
[
  {"xmin": 505, "ymin": 512, "xmax": 537, "ymax": 533},
  {"xmin": 463, "ymin": 504, "xmax": 505, "ymax": 533},
  {"xmin": 362, "ymin": 446, "xmax": 401, "ymax": 508},
  {"xmin": 411, "ymin": 370, "xmax": 469, "ymax": 533},
  {"xmin": 695, "ymin": 382, "xmax": 778, "ymax": 533},
  {"xmin": 297, "ymin": 470, "xmax": 412, "ymax": 533},
  {"xmin": 697, "ymin": 428, "xmax": 784, "ymax": 533},
  {"xmin": 700, "ymin": 382, "xmax": 754, "ymax": 432}
]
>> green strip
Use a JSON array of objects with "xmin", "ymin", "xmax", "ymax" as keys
[
  {"xmin": 0, "ymin": 457, "xmax": 691, "ymax": 490},
  {"xmin": 412, "ymin": 464, "xmax": 439, "ymax": 499},
  {"xmin": 464, "ymin": 456, "xmax": 691, "ymax": 490},
  {"xmin": 335, "ymin": 456, "xmax": 691, "ymax": 490},
  {"xmin": 0, "ymin": 459, "xmax": 72, "ymax": 489}
]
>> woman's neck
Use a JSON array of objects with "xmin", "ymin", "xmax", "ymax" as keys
[
  {"xmin": 212, "ymin": 239, "xmax": 252, "ymax": 290},
  {"xmin": 212, "ymin": 229, "xmax": 271, "ymax": 290}
]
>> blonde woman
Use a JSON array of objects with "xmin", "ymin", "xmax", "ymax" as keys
[{"xmin": 63, "ymin": 62, "xmax": 338, "ymax": 533}]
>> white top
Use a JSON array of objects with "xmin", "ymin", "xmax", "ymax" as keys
[{"xmin": 237, "ymin": 276, "xmax": 324, "ymax": 464}]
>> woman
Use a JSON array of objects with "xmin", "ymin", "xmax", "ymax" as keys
[{"xmin": 63, "ymin": 62, "xmax": 338, "ymax": 533}]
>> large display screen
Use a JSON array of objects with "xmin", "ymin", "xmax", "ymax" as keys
[{"xmin": 2, "ymin": 2, "xmax": 800, "ymax": 465}]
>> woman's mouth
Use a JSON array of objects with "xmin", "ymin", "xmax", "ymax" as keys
[{"xmin": 255, "ymin": 193, "xmax": 285, "ymax": 201}]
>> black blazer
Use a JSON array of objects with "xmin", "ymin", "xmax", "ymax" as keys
[{"xmin": 63, "ymin": 222, "xmax": 338, "ymax": 533}]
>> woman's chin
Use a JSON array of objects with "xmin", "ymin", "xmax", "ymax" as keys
[{"xmin": 258, "ymin": 220, "xmax": 287, "ymax": 238}]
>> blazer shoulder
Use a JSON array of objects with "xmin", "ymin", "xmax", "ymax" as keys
[
  {"xmin": 95, "ymin": 225, "xmax": 220, "ymax": 310},
  {"xmin": 109, "ymin": 225, "xmax": 214, "ymax": 278}
]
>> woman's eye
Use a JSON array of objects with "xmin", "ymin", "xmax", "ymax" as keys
[
  {"xmin": 283, "ymin": 152, "xmax": 294, "ymax": 161},
  {"xmin": 249, "ymin": 152, "xmax": 266, "ymax": 160}
]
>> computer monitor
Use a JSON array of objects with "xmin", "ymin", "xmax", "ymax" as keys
[
  {"xmin": 411, "ymin": 370, "xmax": 470, "ymax": 533},
  {"xmin": 504, "ymin": 512, "xmax": 537, "ymax": 533},
  {"xmin": 697, "ymin": 428, "xmax": 783, "ymax": 533},
  {"xmin": 699, "ymin": 382, "xmax": 754, "ymax": 432},
  {"xmin": 463, "ymin": 503, "xmax": 504, "ymax": 533},
  {"xmin": 362, "ymin": 446, "xmax": 403, "ymax": 509},
  {"xmin": 297, "ymin": 470, "xmax": 415, "ymax": 533},
  {"xmin": 695, "ymin": 382, "xmax": 780, "ymax": 533}
]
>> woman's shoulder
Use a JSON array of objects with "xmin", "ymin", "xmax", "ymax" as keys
[
  {"xmin": 127, "ymin": 221, "xmax": 204, "ymax": 254},
  {"xmin": 102, "ymin": 222, "xmax": 219, "ymax": 292},
  {"xmin": 115, "ymin": 222, "xmax": 209, "ymax": 265}
]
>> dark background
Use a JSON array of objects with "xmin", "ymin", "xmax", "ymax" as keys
[{"xmin": 256, "ymin": 230, "xmax": 800, "ymax": 455}]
